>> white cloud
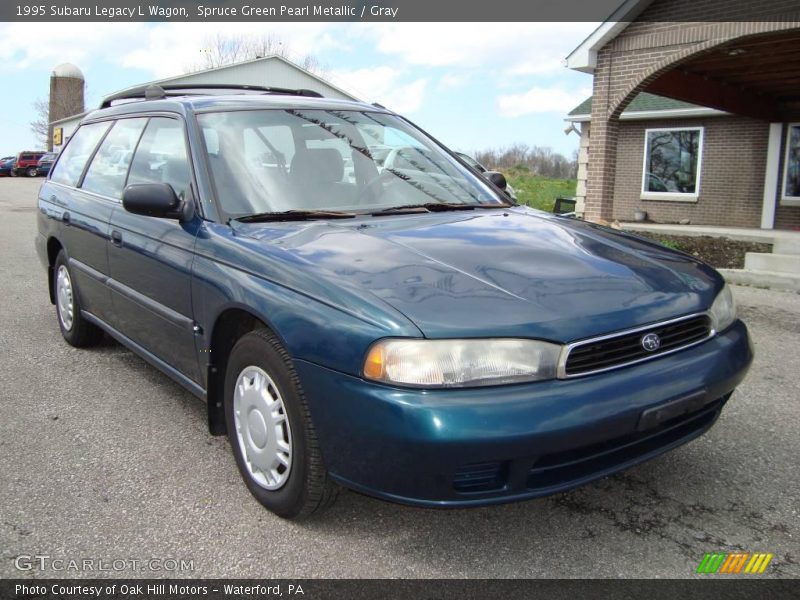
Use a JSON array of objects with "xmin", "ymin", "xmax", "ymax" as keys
[
  {"xmin": 0, "ymin": 21, "xmax": 598, "ymax": 83},
  {"xmin": 0, "ymin": 22, "xmax": 351, "ymax": 84},
  {"xmin": 497, "ymin": 85, "xmax": 592, "ymax": 117},
  {"xmin": 353, "ymin": 22, "xmax": 598, "ymax": 75},
  {"xmin": 0, "ymin": 22, "xmax": 146, "ymax": 72},
  {"xmin": 329, "ymin": 67, "xmax": 428, "ymax": 113},
  {"xmin": 504, "ymin": 57, "xmax": 566, "ymax": 77},
  {"xmin": 439, "ymin": 73, "xmax": 469, "ymax": 90},
  {"xmin": 117, "ymin": 22, "xmax": 349, "ymax": 79},
  {"xmin": 0, "ymin": 21, "xmax": 597, "ymax": 122}
]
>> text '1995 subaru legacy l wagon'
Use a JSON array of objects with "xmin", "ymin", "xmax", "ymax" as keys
[{"xmin": 36, "ymin": 84, "xmax": 753, "ymax": 519}]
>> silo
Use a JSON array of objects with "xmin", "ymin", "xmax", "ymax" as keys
[{"xmin": 48, "ymin": 63, "xmax": 85, "ymax": 151}]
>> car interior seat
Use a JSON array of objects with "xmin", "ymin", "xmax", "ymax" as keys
[{"xmin": 290, "ymin": 148, "xmax": 356, "ymax": 209}]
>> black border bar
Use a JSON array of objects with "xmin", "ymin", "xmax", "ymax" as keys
[
  {"xmin": 4, "ymin": 0, "xmax": 797, "ymax": 22},
  {"xmin": 2, "ymin": 579, "xmax": 798, "ymax": 600}
]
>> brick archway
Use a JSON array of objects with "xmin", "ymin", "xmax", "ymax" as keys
[{"xmin": 584, "ymin": 20, "xmax": 800, "ymax": 223}]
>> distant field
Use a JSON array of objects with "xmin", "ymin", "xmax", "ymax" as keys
[{"xmin": 502, "ymin": 166, "xmax": 577, "ymax": 212}]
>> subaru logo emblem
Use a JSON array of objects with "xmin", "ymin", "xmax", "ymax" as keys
[{"xmin": 641, "ymin": 333, "xmax": 661, "ymax": 352}]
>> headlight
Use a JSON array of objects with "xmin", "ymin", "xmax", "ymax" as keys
[
  {"xmin": 363, "ymin": 338, "xmax": 561, "ymax": 388},
  {"xmin": 709, "ymin": 284, "xmax": 736, "ymax": 332}
]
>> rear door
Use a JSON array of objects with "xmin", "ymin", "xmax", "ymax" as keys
[
  {"xmin": 45, "ymin": 121, "xmax": 114, "ymax": 321},
  {"xmin": 107, "ymin": 116, "xmax": 202, "ymax": 383}
]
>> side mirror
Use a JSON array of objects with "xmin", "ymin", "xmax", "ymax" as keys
[
  {"xmin": 122, "ymin": 183, "xmax": 192, "ymax": 221},
  {"xmin": 485, "ymin": 171, "xmax": 508, "ymax": 191}
]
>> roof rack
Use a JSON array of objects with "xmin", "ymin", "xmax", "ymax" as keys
[{"xmin": 99, "ymin": 84, "xmax": 324, "ymax": 108}]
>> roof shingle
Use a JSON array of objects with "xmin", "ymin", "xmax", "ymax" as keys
[{"xmin": 568, "ymin": 92, "xmax": 706, "ymax": 117}]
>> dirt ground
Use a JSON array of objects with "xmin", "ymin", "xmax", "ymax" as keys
[{"xmin": 634, "ymin": 233, "xmax": 772, "ymax": 269}]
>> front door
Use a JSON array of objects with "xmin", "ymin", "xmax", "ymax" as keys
[{"xmin": 107, "ymin": 117, "xmax": 202, "ymax": 383}]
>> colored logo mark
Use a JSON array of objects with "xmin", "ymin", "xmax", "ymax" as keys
[{"xmin": 696, "ymin": 552, "xmax": 773, "ymax": 574}]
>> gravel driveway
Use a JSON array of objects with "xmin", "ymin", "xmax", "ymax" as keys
[{"xmin": 1, "ymin": 177, "xmax": 798, "ymax": 579}]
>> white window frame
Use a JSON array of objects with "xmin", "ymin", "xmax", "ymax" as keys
[
  {"xmin": 640, "ymin": 126, "xmax": 704, "ymax": 202},
  {"xmin": 780, "ymin": 122, "xmax": 800, "ymax": 206}
]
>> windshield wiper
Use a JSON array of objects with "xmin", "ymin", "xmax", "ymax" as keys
[
  {"xmin": 369, "ymin": 202, "xmax": 511, "ymax": 216},
  {"xmin": 234, "ymin": 209, "xmax": 357, "ymax": 223}
]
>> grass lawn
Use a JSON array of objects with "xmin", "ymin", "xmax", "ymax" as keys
[{"xmin": 502, "ymin": 166, "xmax": 577, "ymax": 212}]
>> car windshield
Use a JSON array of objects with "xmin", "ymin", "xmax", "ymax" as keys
[
  {"xmin": 456, "ymin": 152, "xmax": 485, "ymax": 172},
  {"xmin": 196, "ymin": 109, "xmax": 506, "ymax": 218}
]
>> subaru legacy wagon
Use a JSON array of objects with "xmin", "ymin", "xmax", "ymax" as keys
[{"xmin": 36, "ymin": 85, "xmax": 752, "ymax": 519}]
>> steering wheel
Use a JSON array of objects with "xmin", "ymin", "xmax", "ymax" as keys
[
  {"xmin": 357, "ymin": 169, "xmax": 400, "ymax": 206},
  {"xmin": 383, "ymin": 146, "xmax": 419, "ymax": 171}
]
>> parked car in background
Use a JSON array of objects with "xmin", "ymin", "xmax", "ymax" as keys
[
  {"xmin": 14, "ymin": 151, "xmax": 46, "ymax": 177},
  {"xmin": 36, "ymin": 152, "xmax": 58, "ymax": 177},
  {"xmin": 455, "ymin": 152, "xmax": 517, "ymax": 201},
  {"xmin": 0, "ymin": 156, "xmax": 15, "ymax": 177},
  {"xmin": 37, "ymin": 85, "xmax": 751, "ymax": 520}
]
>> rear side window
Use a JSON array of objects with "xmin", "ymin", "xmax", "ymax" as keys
[
  {"xmin": 50, "ymin": 122, "xmax": 111, "ymax": 187},
  {"xmin": 127, "ymin": 117, "xmax": 191, "ymax": 200},
  {"xmin": 82, "ymin": 118, "xmax": 147, "ymax": 199}
]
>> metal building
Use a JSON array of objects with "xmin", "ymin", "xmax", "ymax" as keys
[{"xmin": 49, "ymin": 55, "xmax": 360, "ymax": 152}]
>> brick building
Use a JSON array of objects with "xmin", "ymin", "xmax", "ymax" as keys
[{"xmin": 564, "ymin": 0, "xmax": 800, "ymax": 230}]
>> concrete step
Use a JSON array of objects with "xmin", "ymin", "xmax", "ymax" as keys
[
  {"xmin": 744, "ymin": 252, "xmax": 800, "ymax": 274},
  {"xmin": 719, "ymin": 269, "xmax": 800, "ymax": 293},
  {"xmin": 774, "ymin": 238, "xmax": 800, "ymax": 255}
]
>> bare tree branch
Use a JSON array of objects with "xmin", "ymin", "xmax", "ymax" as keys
[
  {"xmin": 189, "ymin": 33, "xmax": 327, "ymax": 77},
  {"xmin": 472, "ymin": 144, "xmax": 578, "ymax": 179},
  {"xmin": 29, "ymin": 98, "xmax": 50, "ymax": 150},
  {"xmin": 29, "ymin": 81, "xmax": 86, "ymax": 150}
]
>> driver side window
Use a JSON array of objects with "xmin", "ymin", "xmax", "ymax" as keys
[{"xmin": 127, "ymin": 117, "xmax": 191, "ymax": 200}]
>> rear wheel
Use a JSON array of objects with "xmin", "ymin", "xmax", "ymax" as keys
[
  {"xmin": 26, "ymin": 167, "xmax": 37, "ymax": 177},
  {"xmin": 53, "ymin": 251, "xmax": 103, "ymax": 347},
  {"xmin": 224, "ymin": 329, "xmax": 339, "ymax": 519}
]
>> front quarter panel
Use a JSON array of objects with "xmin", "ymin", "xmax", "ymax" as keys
[{"xmin": 191, "ymin": 223, "xmax": 423, "ymax": 382}]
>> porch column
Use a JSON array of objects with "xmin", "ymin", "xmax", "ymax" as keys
[
  {"xmin": 761, "ymin": 123, "xmax": 782, "ymax": 230},
  {"xmin": 584, "ymin": 52, "xmax": 618, "ymax": 222},
  {"xmin": 584, "ymin": 117, "xmax": 618, "ymax": 222},
  {"xmin": 574, "ymin": 122, "xmax": 590, "ymax": 217}
]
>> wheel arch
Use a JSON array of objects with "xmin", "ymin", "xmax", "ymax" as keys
[
  {"xmin": 205, "ymin": 304, "xmax": 286, "ymax": 436},
  {"xmin": 46, "ymin": 237, "xmax": 65, "ymax": 304}
]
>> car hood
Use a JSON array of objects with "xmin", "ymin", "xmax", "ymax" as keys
[{"xmin": 233, "ymin": 207, "xmax": 721, "ymax": 342}]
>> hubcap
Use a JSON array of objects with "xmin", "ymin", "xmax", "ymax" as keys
[
  {"xmin": 56, "ymin": 265, "xmax": 74, "ymax": 331},
  {"xmin": 233, "ymin": 366, "xmax": 292, "ymax": 490}
]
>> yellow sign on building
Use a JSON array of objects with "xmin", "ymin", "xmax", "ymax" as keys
[{"xmin": 53, "ymin": 127, "xmax": 63, "ymax": 146}]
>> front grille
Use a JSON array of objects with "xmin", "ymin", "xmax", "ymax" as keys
[
  {"xmin": 563, "ymin": 314, "xmax": 712, "ymax": 377},
  {"xmin": 526, "ymin": 397, "xmax": 724, "ymax": 491}
]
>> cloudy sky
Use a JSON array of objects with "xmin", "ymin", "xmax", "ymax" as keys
[{"xmin": 0, "ymin": 22, "xmax": 598, "ymax": 158}]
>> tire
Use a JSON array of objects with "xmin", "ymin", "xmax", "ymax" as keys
[
  {"xmin": 224, "ymin": 329, "xmax": 339, "ymax": 519},
  {"xmin": 53, "ymin": 251, "xmax": 103, "ymax": 347},
  {"xmin": 27, "ymin": 167, "xmax": 37, "ymax": 177}
]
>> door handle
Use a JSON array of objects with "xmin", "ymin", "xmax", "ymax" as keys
[
  {"xmin": 111, "ymin": 230, "xmax": 123, "ymax": 246},
  {"xmin": 62, "ymin": 211, "xmax": 70, "ymax": 224}
]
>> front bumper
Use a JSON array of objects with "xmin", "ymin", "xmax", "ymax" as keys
[{"xmin": 295, "ymin": 320, "xmax": 752, "ymax": 507}]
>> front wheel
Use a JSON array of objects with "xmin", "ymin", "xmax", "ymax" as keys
[
  {"xmin": 27, "ymin": 167, "xmax": 37, "ymax": 177},
  {"xmin": 224, "ymin": 329, "xmax": 339, "ymax": 519}
]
